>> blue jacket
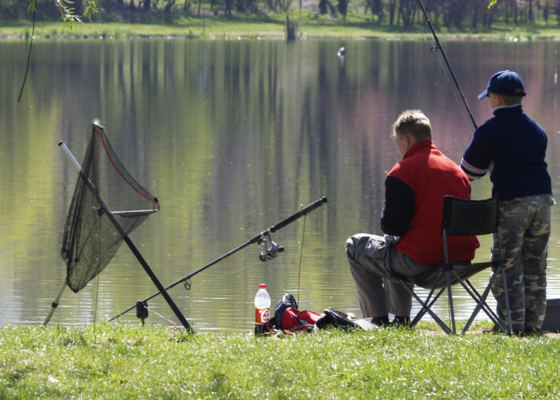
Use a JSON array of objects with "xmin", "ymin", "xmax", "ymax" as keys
[{"xmin": 461, "ymin": 105, "xmax": 551, "ymax": 201}]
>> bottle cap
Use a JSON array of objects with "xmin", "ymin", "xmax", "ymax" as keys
[{"xmin": 259, "ymin": 284, "xmax": 266, "ymax": 289}]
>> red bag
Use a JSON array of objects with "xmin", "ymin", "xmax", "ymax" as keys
[{"xmin": 281, "ymin": 307, "xmax": 322, "ymax": 330}]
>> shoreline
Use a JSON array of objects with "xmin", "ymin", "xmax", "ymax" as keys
[{"xmin": 2, "ymin": 19, "xmax": 560, "ymax": 41}]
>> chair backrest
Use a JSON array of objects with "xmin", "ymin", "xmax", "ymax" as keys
[{"xmin": 441, "ymin": 196, "xmax": 498, "ymax": 236}]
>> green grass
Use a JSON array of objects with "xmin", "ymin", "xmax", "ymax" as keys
[
  {"xmin": 1, "ymin": 323, "xmax": 559, "ymax": 398},
  {"xmin": 1, "ymin": 11, "xmax": 560, "ymax": 40}
]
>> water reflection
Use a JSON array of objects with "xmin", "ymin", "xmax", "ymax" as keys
[{"xmin": 1, "ymin": 39, "xmax": 559, "ymax": 331}]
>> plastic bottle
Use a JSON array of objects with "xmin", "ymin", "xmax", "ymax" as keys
[{"xmin": 254, "ymin": 283, "xmax": 271, "ymax": 336}]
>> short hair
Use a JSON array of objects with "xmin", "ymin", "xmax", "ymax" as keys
[
  {"xmin": 391, "ymin": 110, "xmax": 432, "ymax": 141},
  {"xmin": 493, "ymin": 93, "xmax": 523, "ymax": 106}
]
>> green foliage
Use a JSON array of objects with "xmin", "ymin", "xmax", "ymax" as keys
[
  {"xmin": 1, "ymin": 0, "xmax": 558, "ymax": 28},
  {"xmin": 0, "ymin": 323, "xmax": 559, "ymax": 398},
  {"xmin": 2, "ymin": 10, "xmax": 560, "ymax": 39}
]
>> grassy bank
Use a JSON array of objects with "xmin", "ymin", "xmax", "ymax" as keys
[
  {"xmin": 1, "ymin": 323, "xmax": 559, "ymax": 398},
  {"xmin": 1, "ymin": 12, "xmax": 560, "ymax": 40}
]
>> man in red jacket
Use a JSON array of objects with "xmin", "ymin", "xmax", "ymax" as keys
[{"xmin": 346, "ymin": 110, "xmax": 480, "ymax": 326}]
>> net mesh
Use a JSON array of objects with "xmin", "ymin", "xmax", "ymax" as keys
[{"xmin": 61, "ymin": 124, "xmax": 159, "ymax": 293}]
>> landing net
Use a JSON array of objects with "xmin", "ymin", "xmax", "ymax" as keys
[{"xmin": 61, "ymin": 124, "xmax": 159, "ymax": 293}]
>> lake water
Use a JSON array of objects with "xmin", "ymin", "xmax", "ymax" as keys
[{"xmin": 1, "ymin": 39, "xmax": 559, "ymax": 332}]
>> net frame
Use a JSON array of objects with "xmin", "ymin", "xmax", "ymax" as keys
[{"xmin": 60, "ymin": 124, "xmax": 160, "ymax": 293}]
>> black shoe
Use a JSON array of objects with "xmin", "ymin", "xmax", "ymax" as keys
[
  {"xmin": 482, "ymin": 325, "xmax": 523, "ymax": 335},
  {"xmin": 370, "ymin": 316, "xmax": 390, "ymax": 327},
  {"xmin": 390, "ymin": 316, "xmax": 411, "ymax": 328},
  {"xmin": 482, "ymin": 325, "xmax": 500, "ymax": 334},
  {"xmin": 523, "ymin": 327, "xmax": 550, "ymax": 337}
]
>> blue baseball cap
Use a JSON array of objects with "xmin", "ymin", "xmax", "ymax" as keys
[{"xmin": 478, "ymin": 70, "xmax": 527, "ymax": 100}]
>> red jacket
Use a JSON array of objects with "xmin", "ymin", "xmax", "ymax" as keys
[{"xmin": 381, "ymin": 140, "xmax": 480, "ymax": 265}]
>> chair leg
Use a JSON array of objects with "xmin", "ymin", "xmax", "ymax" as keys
[
  {"xmin": 463, "ymin": 279, "xmax": 506, "ymax": 330},
  {"xmin": 410, "ymin": 269, "xmax": 443, "ymax": 327},
  {"xmin": 446, "ymin": 271, "xmax": 456, "ymax": 334},
  {"xmin": 399, "ymin": 279, "xmax": 453, "ymax": 335},
  {"xmin": 452, "ymin": 270, "xmax": 507, "ymax": 334},
  {"xmin": 411, "ymin": 288, "xmax": 445, "ymax": 327}
]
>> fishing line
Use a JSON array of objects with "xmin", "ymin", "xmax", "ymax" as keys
[
  {"xmin": 413, "ymin": 0, "xmax": 478, "ymax": 132},
  {"xmin": 296, "ymin": 207, "xmax": 307, "ymax": 305},
  {"xmin": 93, "ymin": 225, "xmax": 101, "ymax": 341},
  {"xmin": 432, "ymin": 47, "xmax": 475, "ymax": 134},
  {"xmin": 146, "ymin": 305, "xmax": 176, "ymax": 325},
  {"xmin": 94, "ymin": 274, "xmax": 100, "ymax": 327},
  {"xmin": 187, "ymin": 260, "xmax": 262, "ymax": 291},
  {"xmin": 17, "ymin": 3, "xmax": 36, "ymax": 103}
]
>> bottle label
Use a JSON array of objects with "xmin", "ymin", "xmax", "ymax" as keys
[{"xmin": 255, "ymin": 307, "xmax": 270, "ymax": 325}]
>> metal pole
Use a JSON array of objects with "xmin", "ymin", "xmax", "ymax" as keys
[
  {"xmin": 109, "ymin": 197, "xmax": 328, "ymax": 321},
  {"xmin": 43, "ymin": 280, "xmax": 67, "ymax": 326},
  {"xmin": 43, "ymin": 212, "xmax": 102, "ymax": 327},
  {"xmin": 59, "ymin": 140, "xmax": 193, "ymax": 332}
]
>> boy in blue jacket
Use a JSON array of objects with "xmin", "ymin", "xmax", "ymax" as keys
[{"xmin": 461, "ymin": 70, "xmax": 554, "ymax": 335}]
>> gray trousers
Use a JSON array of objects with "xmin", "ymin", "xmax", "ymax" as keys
[{"xmin": 346, "ymin": 234, "xmax": 434, "ymax": 318}]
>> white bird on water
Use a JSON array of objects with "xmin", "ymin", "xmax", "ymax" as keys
[{"xmin": 337, "ymin": 47, "xmax": 346, "ymax": 57}]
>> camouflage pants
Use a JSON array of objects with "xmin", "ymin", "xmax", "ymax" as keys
[{"xmin": 491, "ymin": 194, "xmax": 554, "ymax": 330}]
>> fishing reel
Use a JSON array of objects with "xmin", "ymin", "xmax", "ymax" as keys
[{"xmin": 258, "ymin": 234, "xmax": 285, "ymax": 262}]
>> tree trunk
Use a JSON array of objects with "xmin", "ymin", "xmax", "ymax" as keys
[
  {"xmin": 225, "ymin": 0, "xmax": 233, "ymax": 16},
  {"xmin": 74, "ymin": 0, "xmax": 84, "ymax": 16},
  {"xmin": 388, "ymin": 0, "xmax": 397, "ymax": 25},
  {"xmin": 164, "ymin": 0, "xmax": 175, "ymax": 12},
  {"xmin": 338, "ymin": 0, "xmax": 349, "ymax": 19}
]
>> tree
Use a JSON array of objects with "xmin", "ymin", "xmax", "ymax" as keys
[
  {"xmin": 164, "ymin": 0, "xmax": 175, "ymax": 12},
  {"xmin": 388, "ymin": 0, "xmax": 398, "ymax": 25},
  {"xmin": 399, "ymin": 0, "xmax": 416, "ymax": 29},
  {"xmin": 319, "ymin": 0, "xmax": 336, "ymax": 14},
  {"xmin": 364, "ymin": 0, "xmax": 384, "ymax": 22},
  {"xmin": 338, "ymin": 0, "xmax": 350, "ymax": 18},
  {"xmin": 443, "ymin": 0, "xmax": 469, "ymax": 28}
]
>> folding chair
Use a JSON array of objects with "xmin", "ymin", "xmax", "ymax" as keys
[{"xmin": 394, "ymin": 196, "xmax": 512, "ymax": 335}]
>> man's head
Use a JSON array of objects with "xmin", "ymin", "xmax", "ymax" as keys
[
  {"xmin": 478, "ymin": 70, "xmax": 526, "ymax": 106},
  {"xmin": 391, "ymin": 110, "xmax": 432, "ymax": 157}
]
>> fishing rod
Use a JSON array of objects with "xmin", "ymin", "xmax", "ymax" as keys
[
  {"xmin": 415, "ymin": 0, "xmax": 478, "ymax": 131},
  {"xmin": 109, "ymin": 196, "xmax": 328, "ymax": 322}
]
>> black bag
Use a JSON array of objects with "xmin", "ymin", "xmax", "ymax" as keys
[{"xmin": 315, "ymin": 308, "xmax": 361, "ymax": 330}]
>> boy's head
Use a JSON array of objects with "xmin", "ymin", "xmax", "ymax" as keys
[
  {"xmin": 392, "ymin": 110, "xmax": 432, "ymax": 157},
  {"xmin": 478, "ymin": 70, "xmax": 526, "ymax": 105}
]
